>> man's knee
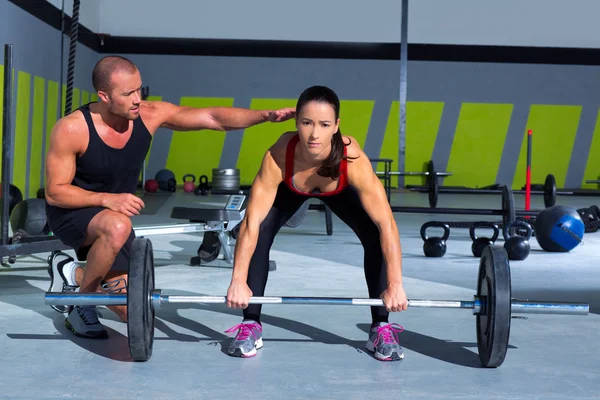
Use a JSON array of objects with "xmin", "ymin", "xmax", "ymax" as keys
[
  {"xmin": 87, "ymin": 210, "xmax": 133, "ymax": 250},
  {"xmin": 107, "ymin": 214, "xmax": 133, "ymax": 246}
]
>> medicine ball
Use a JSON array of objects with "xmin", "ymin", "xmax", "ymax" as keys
[
  {"xmin": 534, "ymin": 205, "xmax": 584, "ymax": 252},
  {"xmin": 144, "ymin": 179, "xmax": 159, "ymax": 193},
  {"xmin": 0, "ymin": 183, "xmax": 23, "ymax": 215},
  {"xmin": 9, "ymin": 198, "xmax": 50, "ymax": 236},
  {"xmin": 155, "ymin": 169, "xmax": 176, "ymax": 191}
]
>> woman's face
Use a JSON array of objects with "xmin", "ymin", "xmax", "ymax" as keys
[{"xmin": 296, "ymin": 100, "xmax": 340, "ymax": 157}]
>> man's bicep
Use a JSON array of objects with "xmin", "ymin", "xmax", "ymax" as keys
[
  {"xmin": 45, "ymin": 125, "xmax": 78, "ymax": 187},
  {"xmin": 156, "ymin": 102, "xmax": 220, "ymax": 132}
]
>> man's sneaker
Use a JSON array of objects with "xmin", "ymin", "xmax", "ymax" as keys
[
  {"xmin": 365, "ymin": 322, "xmax": 405, "ymax": 361},
  {"xmin": 65, "ymin": 305, "xmax": 108, "ymax": 339},
  {"xmin": 225, "ymin": 320, "xmax": 263, "ymax": 357},
  {"xmin": 47, "ymin": 251, "xmax": 80, "ymax": 313}
]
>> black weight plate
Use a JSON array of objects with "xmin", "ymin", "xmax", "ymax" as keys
[
  {"xmin": 476, "ymin": 245, "xmax": 511, "ymax": 368},
  {"xmin": 285, "ymin": 200, "xmax": 310, "ymax": 228},
  {"xmin": 198, "ymin": 231, "xmax": 222, "ymax": 263},
  {"xmin": 428, "ymin": 160, "xmax": 439, "ymax": 208},
  {"xmin": 127, "ymin": 237, "xmax": 155, "ymax": 362},
  {"xmin": 502, "ymin": 185, "xmax": 516, "ymax": 229},
  {"xmin": 543, "ymin": 174, "xmax": 556, "ymax": 208}
]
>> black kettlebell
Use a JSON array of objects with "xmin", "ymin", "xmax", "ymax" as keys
[
  {"xmin": 469, "ymin": 221, "xmax": 500, "ymax": 257},
  {"xmin": 194, "ymin": 175, "xmax": 209, "ymax": 196},
  {"xmin": 420, "ymin": 221, "xmax": 450, "ymax": 257},
  {"xmin": 167, "ymin": 178, "xmax": 177, "ymax": 192},
  {"xmin": 502, "ymin": 220, "xmax": 532, "ymax": 261}
]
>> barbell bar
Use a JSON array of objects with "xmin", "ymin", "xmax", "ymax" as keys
[
  {"xmin": 44, "ymin": 292, "xmax": 588, "ymax": 316},
  {"xmin": 376, "ymin": 171, "xmax": 453, "ymax": 177},
  {"xmin": 393, "ymin": 185, "xmax": 528, "ymax": 228},
  {"xmin": 409, "ymin": 173, "xmax": 557, "ymax": 209},
  {"xmin": 44, "ymin": 239, "xmax": 589, "ymax": 368}
]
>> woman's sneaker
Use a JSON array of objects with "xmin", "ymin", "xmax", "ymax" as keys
[
  {"xmin": 65, "ymin": 305, "xmax": 108, "ymax": 339},
  {"xmin": 365, "ymin": 322, "xmax": 405, "ymax": 361},
  {"xmin": 225, "ymin": 320, "xmax": 263, "ymax": 357},
  {"xmin": 47, "ymin": 251, "xmax": 80, "ymax": 313}
]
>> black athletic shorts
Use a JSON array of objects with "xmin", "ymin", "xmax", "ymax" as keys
[{"xmin": 46, "ymin": 204, "xmax": 134, "ymax": 272}]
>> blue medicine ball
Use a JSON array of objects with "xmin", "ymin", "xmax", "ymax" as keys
[
  {"xmin": 534, "ymin": 205, "xmax": 584, "ymax": 252},
  {"xmin": 155, "ymin": 169, "xmax": 176, "ymax": 191}
]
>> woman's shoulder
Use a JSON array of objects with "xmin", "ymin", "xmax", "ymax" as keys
[
  {"xmin": 341, "ymin": 135, "xmax": 363, "ymax": 159},
  {"xmin": 266, "ymin": 131, "xmax": 298, "ymax": 168}
]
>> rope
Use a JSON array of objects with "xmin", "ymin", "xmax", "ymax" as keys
[{"xmin": 63, "ymin": 0, "xmax": 80, "ymax": 116}]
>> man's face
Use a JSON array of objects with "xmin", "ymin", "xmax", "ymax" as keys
[{"xmin": 101, "ymin": 69, "xmax": 143, "ymax": 120}]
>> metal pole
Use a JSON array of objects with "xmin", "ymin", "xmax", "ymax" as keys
[
  {"xmin": 398, "ymin": 0, "xmax": 409, "ymax": 189},
  {"xmin": 44, "ymin": 292, "xmax": 589, "ymax": 316},
  {"xmin": 2, "ymin": 45, "xmax": 14, "ymax": 247},
  {"xmin": 59, "ymin": 0, "xmax": 65, "ymax": 117}
]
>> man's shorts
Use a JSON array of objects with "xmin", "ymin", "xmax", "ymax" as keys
[{"xmin": 46, "ymin": 204, "xmax": 134, "ymax": 272}]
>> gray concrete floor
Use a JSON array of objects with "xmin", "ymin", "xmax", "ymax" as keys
[{"xmin": 1, "ymin": 190, "xmax": 599, "ymax": 399}]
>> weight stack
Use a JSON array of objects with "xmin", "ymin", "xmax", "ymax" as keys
[{"xmin": 211, "ymin": 168, "xmax": 240, "ymax": 194}]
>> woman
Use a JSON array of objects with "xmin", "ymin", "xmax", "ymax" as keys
[{"xmin": 225, "ymin": 85, "xmax": 408, "ymax": 361}]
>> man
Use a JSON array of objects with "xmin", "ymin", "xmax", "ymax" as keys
[{"xmin": 45, "ymin": 55, "xmax": 295, "ymax": 339}]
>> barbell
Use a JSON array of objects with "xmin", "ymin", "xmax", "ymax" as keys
[
  {"xmin": 44, "ymin": 238, "xmax": 588, "ymax": 368},
  {"xmin": 410, "ymin": 173, "xmax": 558, "ymax": 209},
  {"xmin": 376, "ymin": 160, "xmax": 450, "ymax": 208},
  {"xmin": 391, "ymin": 185, "xmax": 541, "ymax": 230}
]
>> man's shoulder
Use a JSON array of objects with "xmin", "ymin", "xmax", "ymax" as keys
[
  {"xmin": 49, "ymin": 110, "xmax": 89, "ymax": 151},
  {"xmin": 54, "ymin": 110, "xmax": 87, "ymax": 135}
]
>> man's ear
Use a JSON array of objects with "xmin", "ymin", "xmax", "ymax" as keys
[{"xmin": 97, "ymin": 90, "xmax": 109, "ymax": 103}]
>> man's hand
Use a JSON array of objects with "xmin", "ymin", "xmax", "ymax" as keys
[
  {"xmin": 266, "ymin": 107, "xmax": 296, "ymax": 123},
  {"xmin": 103, "ymin": 193, "xmax": 145, "ymax": 217},
  {"xmin": 226, "ymin": 280, "xmax": 253, "ymax": 309},
  {"xmin": 380, "ymin": 283, "xmax": 408, "ymax": 312}
]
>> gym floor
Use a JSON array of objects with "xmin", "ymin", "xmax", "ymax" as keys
[{"xmin": 1, "ymin": 190, "xmax": 599, "ymax": 399}]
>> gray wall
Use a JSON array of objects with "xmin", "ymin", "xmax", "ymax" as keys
[
  {"xmin": 2, "ymin": 0, "xmax": 600, "ymax": 195},
  {"xmin": 0, "ymin": 0, "xmax": 99, "ymax": 196}
]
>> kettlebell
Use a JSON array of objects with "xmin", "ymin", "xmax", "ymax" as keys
[
  {"xmin": 502, "ymin": 220, "xmax": 532, "ymax": 261},
  {"xmin": 167, "ymin": 178, "xmax": 177, "ymax": 192},
  {"xmin": 194, "ymin": 175, "xmax": 209, "ymax": 196},
  {"xmin": 469, "ymin": 221, "xmax": 500, "ymax": 257},
  {"xmin": 183, "ymin": 174, "xmax": 196, "ymax": 193},
  {"xmin": 420, "ymin": 221, "xmax": 451, "ymax": 257}
]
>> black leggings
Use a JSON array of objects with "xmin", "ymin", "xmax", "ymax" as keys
[{"xmin": 244, "ymin": 183, "xmax": 389, "ymax": 325}]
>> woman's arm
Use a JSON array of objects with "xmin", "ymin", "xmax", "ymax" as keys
[
  {"xmin": 345, "ymin": 138, "xmax": 408, "ymax": 312},
  {"xmin": 226, "ymin": 137, "xmax": 287, "ymax": 309},
  {"xmin": 231, "ymin": 150, "xmax": 283, "ymax": 283}
]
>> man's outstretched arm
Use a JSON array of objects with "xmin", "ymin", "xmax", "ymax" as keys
[{"xmin": 148, "ymin": 101, "xmax": 295, "ymax": 132}]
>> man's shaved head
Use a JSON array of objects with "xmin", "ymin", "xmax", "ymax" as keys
[{"xmin": 92, "ymin": 56, "xmax": 138, "ymax": 93}]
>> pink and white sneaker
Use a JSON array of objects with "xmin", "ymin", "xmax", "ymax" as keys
[
  {"xmin": 225, "ymin": 320, "xmax": 263, "ymax": 357},
  {"xmin": 365, "ymin": 322, "xmax": 405, "ymax": 361}
]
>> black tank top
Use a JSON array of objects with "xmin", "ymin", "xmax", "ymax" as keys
[{"xmin": 71, "ymin": 103, "xmax": 152, "ymax": 195}]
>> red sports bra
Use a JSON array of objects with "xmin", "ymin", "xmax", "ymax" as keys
[{"xmin": 283, "ymin": 134, "xmax": 349, "ymax": 196}]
